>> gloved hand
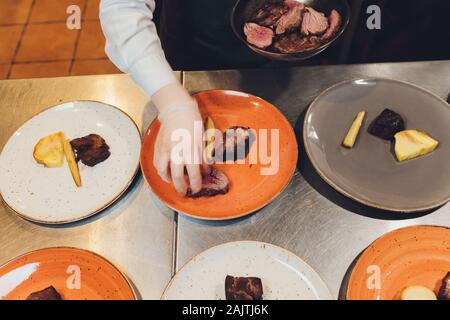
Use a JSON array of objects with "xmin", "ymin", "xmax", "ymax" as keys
[{"xmin": 152, "ymin": 83, "xmax": 204, "ymax": 195}]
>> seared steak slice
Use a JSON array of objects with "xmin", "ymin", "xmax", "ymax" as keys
[
  {"xmin": 275, "ymin": 3, "xmax": 305, "ymax": 34},
  {"xmin": 438, "ymin": 272, "xmax": 450, "ymax": 300},
  {"xmin": 301, "ymin": 7, "xmax": 329, "ymax": 35},
  {"xmin": 215, "ymin": 126, "xmax": 256, "ymax": 162},
  {"xmin": 186, "ymin": 167, "xmax": 229, "ymax": 198},
  {"xmin": 252, "ymin": 1, "xmax": 288, "ymax": 27},
  {"xmin": 274, "ymin": 33, "xmax": 321, "ymax": 53},
  {"xmin": 321, "ymin": 9, "xmax": 342, "ymax": 41},
  {"xmin": 244, "ymin": 23, "xmax": 274, "ymax": 49},
  {"xmin": 284, "ymin": 0, "xmax": 304, "ymax": 9},
  {"xmin": 71, "ymin": 134, "xmax": 111, "ymax": 167},
  {"xmin": 26, "ymin": 286, "xmax": 62, "ymax": 300},
  {"xmin": 225, "ymin": 275, "xmax": 263, "ymax": 300}
]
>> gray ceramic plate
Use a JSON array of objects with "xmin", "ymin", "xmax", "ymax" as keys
[{"xmin": 303, "ymin": 78, "xmax": 450, "ymax": 212}]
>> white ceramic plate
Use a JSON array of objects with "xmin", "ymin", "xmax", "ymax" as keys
[
  {"xmin": 0, "ymin": 101, "xmax": 141, "ymax": 224},
  {"xmin": 162, "ymin": 241, "xmax": 332, "ymax": 300}
]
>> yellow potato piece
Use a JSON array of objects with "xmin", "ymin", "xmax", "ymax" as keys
[
  {"xmin": 394, "ymin": 130, "xmax": 439, "ymax": 162},
  {"xmin": 342, "ymin": 111, "xmax": 366, "ymax": 148},
  {"xmin": 33, "ymin": 132, "xmax": 65, "ymax": 168},
  {"xmin": 399, "ymin": 285, "xmax": 437, "ymax": 300},
  {"xmin": 63, "ymin": 138, "xmax": 82, "ymax": 187}
]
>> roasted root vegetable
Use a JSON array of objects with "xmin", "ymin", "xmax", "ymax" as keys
[
  {"xmin": 342, "ymin": 111, "xmax": 366, "ymax": 148},
  {"xmin": 63, "ymin": 138, "xmax": 81, "ymax": 187}
]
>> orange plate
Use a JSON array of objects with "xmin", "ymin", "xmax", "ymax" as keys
[
  {"xmin": 141, "ymin": 90, "xmax": 298, "ymax": 220},
  {"xmin": 0, "ymin": 247, "xmax": 136, "ymax": 300},
  {"xmin": 347, "ymin": 225, "xmax": 450, "ymax": 300}
]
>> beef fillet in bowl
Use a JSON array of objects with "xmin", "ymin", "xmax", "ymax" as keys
[{"xmin": 232, "ymin": 0, "xmax": 350, "ymax": 61}]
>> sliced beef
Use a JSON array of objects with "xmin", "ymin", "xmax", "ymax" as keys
[
  {"xmin": 244, "ymin": 23, "xmax": 274, "ymax": 49},
  {"xmin": 438, "ymin": 272, "xmax": 450, "ymax": 300},
  {"xmin": 214, "ymin": 126, "xmax": 256, "ymax": 162},
  {"xmin": 252, "ymin": 1, "xmax": 288, "ymax": 27},
  {"xmin": 321, "ymin": 10, "xmax": 342, "ymax": 41},
  {"xmin": 274, "ymin": 33, "xmax": 321, "ymax": 53},
  {"xmin": 225, "ymin": 275, "xmax": 263, "ymax": 300},
  {"xmin": 70, "ymin": 134, "xmax": 111, "ymax": 167},
  {"xmin": 186, "ymin": 167, "xmax": 229, "ymax": 198},
  {"xmin": 26, "ymin": 286, "xmax": 62, "ymax": 300},
  {"xmin": 284, "ymin": 0, "xmax": 304, "ymax": 9},
  {"xmin": 275, "ymin": 3, "xmax": 305, "ymax": 35},
  {"xmin": 301, "ymin": 7, "xmax": 329, "ymax": 36}
]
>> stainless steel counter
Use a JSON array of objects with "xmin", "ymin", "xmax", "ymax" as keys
[
  {"xmin": 0, "ymin": 74, "xmax": 178, "ymax": 299},
  {"xmin": 1, "ymin": 61, "xmax": 449, "ymax": 300},
  {"xmin": 179, "ymin": 60, "xmax": 450, "ymax": 299}
]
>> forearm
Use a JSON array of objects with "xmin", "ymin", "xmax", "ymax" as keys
[{"xmin": 99, "ymin": 0, "xmax": 178, "ymax": 98}]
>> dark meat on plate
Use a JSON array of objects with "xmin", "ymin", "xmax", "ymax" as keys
[
  {"xmin": 320, "ymin": 9, "xmax": 342, "ymax": 40},
  {"xmin": 70, "ymin": 134, "xmax": 111, "ymax": 167},
  {"xmin": 244, "ymin": 23, "xmax": 274, "ymax": 49},
  {"xmin": 275, "ymin": 2, "xmax": 305, "ymax": 35},
  {"xmin": 225, "ymin": 275, "xmax": 263, "ymax": 300},
  {"xmin": 368, "ymin": 109, "xmax": 406, "ymax": 140},
  {"xmin": 215, "ymin": 126, "xmax": 256, "ymax": 162},
  {"xmin": 438, "ymin": 272, "xmax": 450, "ymax": 300},
  {"xmin": 252, "ymin": 0, "xmax": 288, "ymax": 27},
  {"xmin": 301, "ymin": 7, "xmax": 329, "ymax": 35},
  {"xmin": 26, "ymin": 286, "xmax": 62, "ymax": 300},
  {"xmin": 274, "ymin": 33, "xmax": 321, "ymax": 53},
  {"xmin": 186, "ymin": 167, "xmax": 229, "ymax": 198}
]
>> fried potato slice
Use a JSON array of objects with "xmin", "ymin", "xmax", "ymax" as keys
[{"xmin": 33, "ymin": 132, "xmax": 65, "ymax": 168}]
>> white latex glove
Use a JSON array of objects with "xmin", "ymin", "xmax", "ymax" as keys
[{"xmin": 152, "ymin": 83, "xmax": 204, "ymax": 195}]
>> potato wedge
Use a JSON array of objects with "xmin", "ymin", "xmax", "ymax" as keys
[
  {"xmin": 399, "ymin": 285, "xmax": 437, "ymax": 300},
  {"xmin": 394, "ymin": 130, "xmax": 439, "ymax": 162},
  {"xmin": 63, "ymin": 138, "xmax": 82, "ymax": 187},
  {"xmin": 205, "ymin": 116, "xmax": 216, "ymax": 163},
  {"xmin": 33, "ymin": 132, "xmax": 65, "ymax": 168}
]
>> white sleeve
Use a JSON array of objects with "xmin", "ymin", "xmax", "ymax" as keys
[{"xmin": 100, "ymin": 0, "xmax": 178, "ymax": 96}]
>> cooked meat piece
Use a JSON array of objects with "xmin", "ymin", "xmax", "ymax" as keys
[
  {"xmin": 244, "ymin": 23, "xmax": 274, "ymax": 49},
  {"xmin": 321, "ymin": 10, "xmax": 342, "ymax": 41},
  {"xmin": 284, "ymin": 0, "xmax": 304, "ymax": 9},
  {"xmin": 301, "ymin": 7, "xmax": 329, "ymax": 35},
  {"xmin": 368, "ymin": 109, "xmax": 406, "ymax": 141},
  {"xmin": 252, "ymin": 0, "xmax": 288, "ymax": 27},
  {"xmin": 26, "ymin": 286, "xmax": 62, "ymax": 300},
  {"xmin": 274, "ymin": 33, "xmax": 321, "ymax": 53},
  {"xmin": 225, "ymin": 275, "xmax": 263, "ymax": 300},
  {"xmin": 214, "ymin": 126, "xmax": 256, "ymax": 162},
  {"xmin": 275, "ymin": 3, "xmax": 304, "ymax": 34},
  {"xmin": 438, "ymin": 272, "xmax": 450, "ymax": 300},
  {"xmin": 70, "ymin": 134, "xmax": 111, "ymax": 167},
  {"xmin": 186, "ymin": 167, "xmax": 229, "ymax": 198}
]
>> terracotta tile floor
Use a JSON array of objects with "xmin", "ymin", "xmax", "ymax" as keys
[{"xmin": 0, "ymin": 0, "xmax": 121, "ymax": 80}]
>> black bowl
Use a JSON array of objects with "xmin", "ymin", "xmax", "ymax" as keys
[{"xmin": 231, "ymin": 0, "xmax": 350, "ymax": 61}]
